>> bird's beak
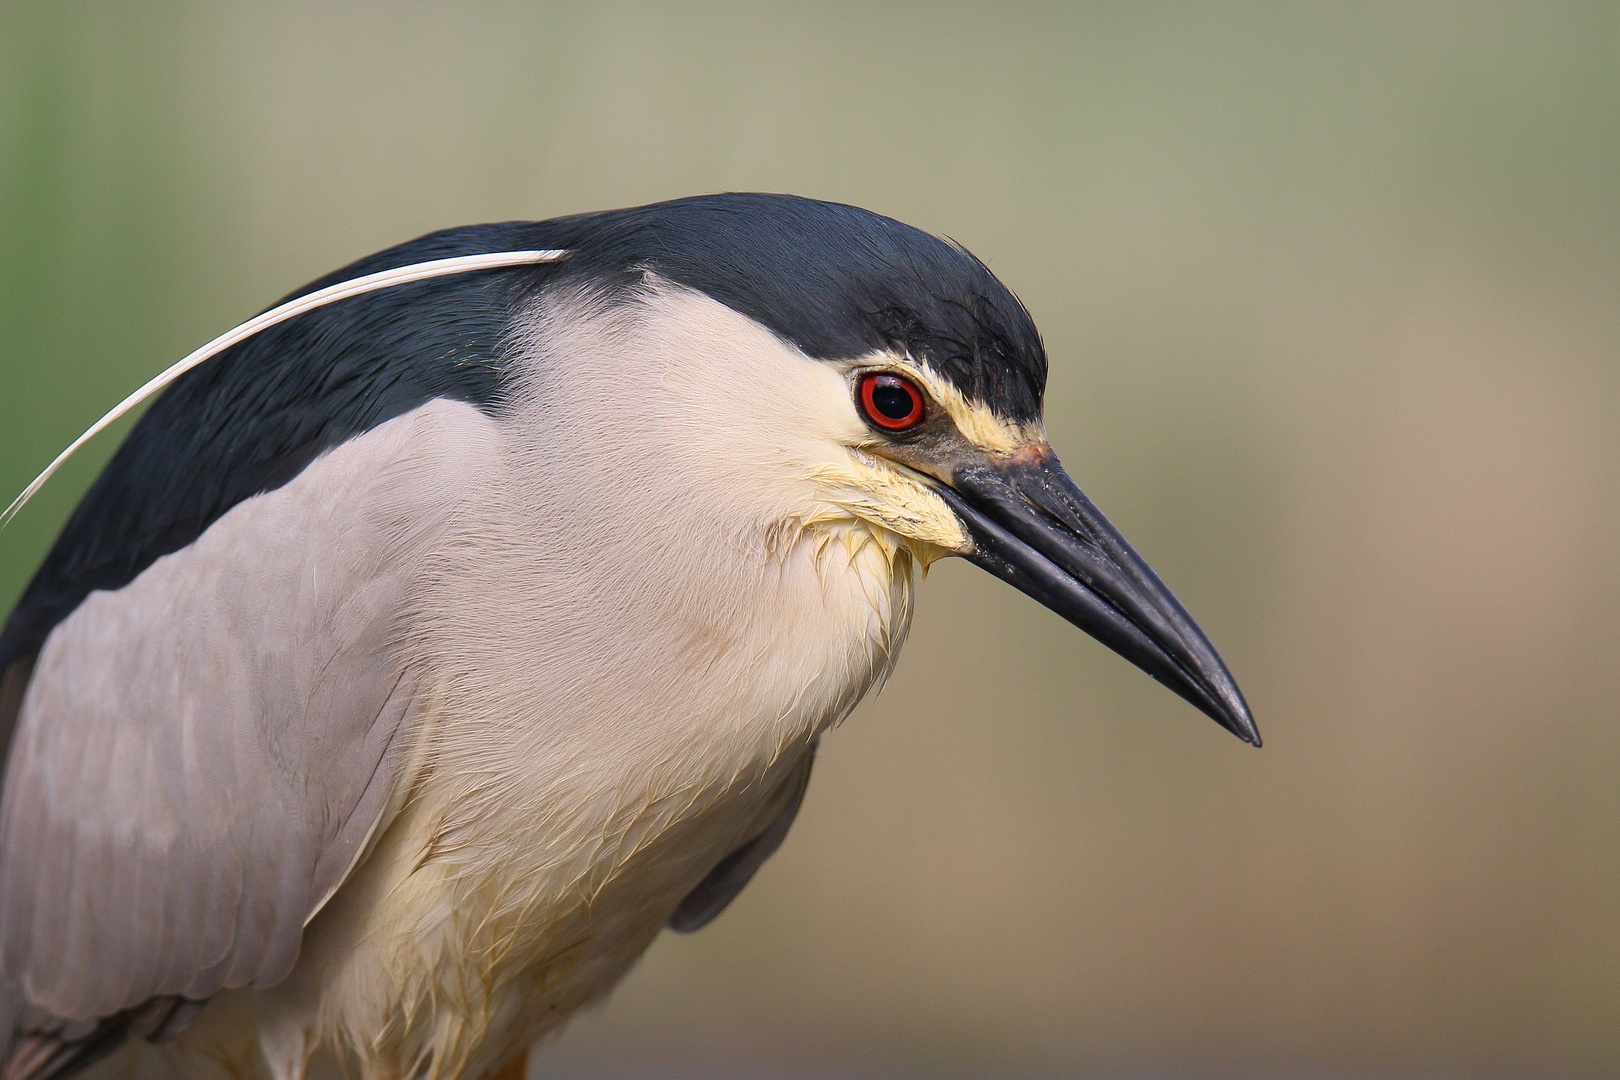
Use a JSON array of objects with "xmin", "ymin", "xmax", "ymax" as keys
[{"xmin": 928, "ymin": 451, "xmax": 1259, "ymax": 745}]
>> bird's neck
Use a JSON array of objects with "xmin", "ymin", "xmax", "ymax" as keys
[{"xmin": 403, "ymin": 448, "xmax": 917, "ymax": 860}]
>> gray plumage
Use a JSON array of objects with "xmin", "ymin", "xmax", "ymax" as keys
[{"xmin": 3, "ymin": 406, "xmax": 449, "ymax": 1022}]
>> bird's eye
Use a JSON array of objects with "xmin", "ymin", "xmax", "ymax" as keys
[{"xmin": 858, "ymin": 373, "xmax": 926, "ymax": 432}]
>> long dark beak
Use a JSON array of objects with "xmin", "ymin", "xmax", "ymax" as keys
[{"xmin": 931, "ymin": 453, "xmax": 1259, "ymax": 745}]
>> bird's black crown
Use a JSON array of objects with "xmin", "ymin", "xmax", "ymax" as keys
[{"xmin": 529, "ymin": 193, "xmax": 1049, "ymax": 422}]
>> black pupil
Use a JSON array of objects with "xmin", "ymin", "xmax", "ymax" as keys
[{"xmin": 872, "ymin": 380, "xmax": 916, "ymax": 421}]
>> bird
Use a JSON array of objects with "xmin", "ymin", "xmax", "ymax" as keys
[{"xmin": 0, "ymin": 193, "xmax": 1257, "ymax": 1080}]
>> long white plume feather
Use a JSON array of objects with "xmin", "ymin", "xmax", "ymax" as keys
[{"xmin": 1, "ymin": 248, "xmax": 568, "ymax": 529}]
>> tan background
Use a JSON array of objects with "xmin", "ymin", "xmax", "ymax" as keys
[{"xmin": 4, "ymin": 3, "xmax": 1620, "ymax": 1077}]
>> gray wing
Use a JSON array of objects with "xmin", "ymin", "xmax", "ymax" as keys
[
  {"xmin": 668, "ymin": 743, "xmax": 816, "ymax": 933},
  {"xmin": 0, "ymin": 403, "xmax": 485, "ymax": 1071}
]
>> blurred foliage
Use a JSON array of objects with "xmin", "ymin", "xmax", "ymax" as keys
[{"xmin": 4, "ymin": 3, "xmax": 1620, "ymax": 1077}]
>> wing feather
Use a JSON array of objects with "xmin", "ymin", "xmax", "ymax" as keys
[
  {"xmin": 668, "ymin": 743, "xmax": 816, "ymax": 933},
  {"xmin": 0, "ymin": 401, "xmax": 497, "ymax": 1068}
]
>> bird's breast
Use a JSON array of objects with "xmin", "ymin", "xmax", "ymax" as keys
[
  {"xmin": 408, "ymin": 509, "xmax": 913, "ymax": 886},
  {"xmin": 285, "ymin": 499, "xmax": 916, "ymax": 1076}
]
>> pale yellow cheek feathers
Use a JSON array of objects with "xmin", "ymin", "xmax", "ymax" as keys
[
  {"xmin": 808, "ymin": 451, "xmax": 967, "ymax": 559},
  {"xmin": 802, "ymin": 353, "xmax": 1045, "ymax": 565}
]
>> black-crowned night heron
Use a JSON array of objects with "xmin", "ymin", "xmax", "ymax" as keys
[{"xmin": 0, "ymin": 193, "xmax": 1256, "ymax": 1080}]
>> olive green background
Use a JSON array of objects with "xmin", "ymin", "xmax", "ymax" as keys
[{"xmin": 4, "ymin": 3, "xmax": 1620, "ymax": 1077}]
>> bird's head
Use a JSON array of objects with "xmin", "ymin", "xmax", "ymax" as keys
[{"xmin": 509, "ymin": 194, "xmax": 1257, "ymax": 745}]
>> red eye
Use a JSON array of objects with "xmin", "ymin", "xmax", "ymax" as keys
[{"xmin": 858, "ymin": 373, "xmax": 926, "ymax": 431}]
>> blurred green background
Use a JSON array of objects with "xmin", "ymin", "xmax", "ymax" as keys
[{"xmin": 4, "ymin": 2, "xmax": 1620, "ymax": 1077}]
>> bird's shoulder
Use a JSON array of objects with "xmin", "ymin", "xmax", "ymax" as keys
[
  {"xmin": 0, "ymin": 399, "xmax": 501, "ymax": 1076},
  {"xmin": 0, "ymin": 222, "xmax": 552, "ymax": 669}
]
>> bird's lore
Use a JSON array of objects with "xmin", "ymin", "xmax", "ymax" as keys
[{"xmin": 0, "ymin": 194, "xmax": 1255, "ymax": 1080}]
